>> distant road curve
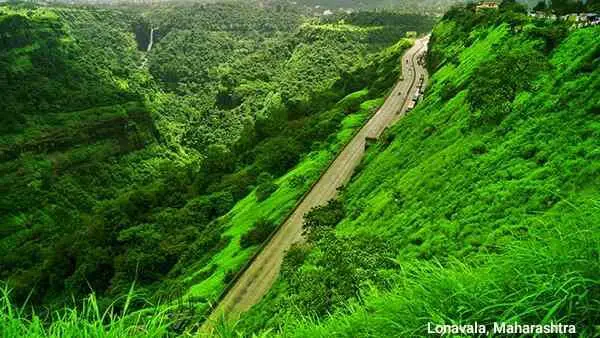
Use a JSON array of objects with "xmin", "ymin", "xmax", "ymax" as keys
[{"xmin": 202, "ymin": 35, "xmax": 430, "ymax": 331}]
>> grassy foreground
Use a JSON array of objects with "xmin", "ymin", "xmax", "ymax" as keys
[
  {"xmin": 260, "ymin": 203, "xmax": 600, "ymax": 337},
  {"xmin": 1, "ymin": 284, "xmax": 172, "ymax": 337}
]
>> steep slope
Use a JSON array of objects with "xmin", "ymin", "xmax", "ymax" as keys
[
  {"xmin": 171, "ymin": 37, "xmax": 418, "ymax": 320},
  {"xmin": 0, "ymin": 6, "xmax": 160, "ymax": 306},
  {"xmin": 231, "ymin": 3, "xmax": 600, "ymax": 336},
  {"xmin": 202, "ymin": 37, "xmax": 429, "ymax": 330},
  {"xmin": 0, "ymin": 3, "xmax": 435, "ymax": 318},
  {"xmin": 137, "ymin": 5, "xmax": 434, "ymax": 320}
]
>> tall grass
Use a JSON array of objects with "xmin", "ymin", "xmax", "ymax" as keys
[
  {"xmin": 270, "ymin": 202, "xmax": 600, "ymax": 337},
  {"xmin": 206, "ymin": 315, "xmax": 273, "ymax": 338},
  {"xmin": 0, "ymin": 283, "xmax": 173, "ymax": 338}
]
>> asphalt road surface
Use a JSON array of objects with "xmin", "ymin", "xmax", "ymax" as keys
[{"xmin": 203, "ymin": 35, "xmax": 430, "ymax": 330}]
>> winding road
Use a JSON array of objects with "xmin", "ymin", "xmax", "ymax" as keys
[{"xmin": 203, "ymin": 35, "xmax": 430, "ymax": 330}]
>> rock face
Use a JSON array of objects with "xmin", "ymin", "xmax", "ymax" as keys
[{"xmin": 1, "ymin": 104, "xmax": 156, "ymax": 163}]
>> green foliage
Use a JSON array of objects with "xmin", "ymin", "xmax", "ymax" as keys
[
  {"xmin": 204, "ymin": 144, "xmax": 236, "ymax": 174},
  {"xmin": 0, "ymin": 283, "xmax": 172, "ymax": 337},
  {"xmin": 550, "ymin": 0, "xmax": 585, "ymax": 15},
  {"xmin": 240, "ymin": 219, "xmax": 276, "ymax": 249},
  {"xmin": 467, "ymin": 36, "xmax": 547, "ymax": 127},
  {"xmin": 0, "ymin": 1, "xmax": 431, "ymax": 331},
  {"xmin": 255, "ymin": 173, "xmax": 278, "ymax": 202},
  {"xmin": 290, "ymin": 0, "xmax": 464, "ymax": 12},
  {"xmin": 3, "ymin": 1, "xmax": 598, "ymax": 335},
  {"xmin": 0, "ymin": 6, "xmax": 145, "ymax": 132},
  {"xmin": 254, "ymin": 137, "xmax": 302, "ymax": 176},
  {"xmin": 524, "ymin": 22, "xmax": 569, "ymax": 53},
  {"xmin": 179, "ymin": 95, "xmax": 387, "ymax": 308},
  {"xmin": 0, "ymin": 5, "xmax": 166, "ymax": 307},
  {"xmin": 146, "ymin": 7, "xmax": 429, "ymax": 151},
  {"xmin": 275, "ymin": 205, "xmax": 600, "ymax": 337},
  {"xmin": 239, "ymin": 200, "xmax": 394, "ymax": 331},
  {"xmin": 232, "ymin": 7, "xmax": 600, "ymax": 336},
  {"xmin": 302, "ymin": 200, "xmax": 345, "ymax": 242},
  {"xmin": 9, "ymin": 1, "xmax": 598, "ymax": 336},
  {"xmin": 533, "ymin": 0, "xmax": 548, "ymax": 11}
]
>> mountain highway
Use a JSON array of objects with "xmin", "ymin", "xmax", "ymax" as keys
[{"xmin": 202, "ymin": 35, "xmax": 430, "ymax": 331}]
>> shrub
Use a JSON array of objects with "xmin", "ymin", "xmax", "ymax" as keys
[
  {"xmin": 254, "ymin": 137, "xmax": 302, "ymax": 176},
  {"xmin": 240, "ymin": 219, "xmax": 275, "ymax": 249},
  {"xmin": 255, "ymin": 172, "xmax": 278, "ymax": 202},
  {"xmin": 256, "ymin": 181, "xmax": 278, "ymax": 202},
  {"xmin": 302, "ymin": 199, "xmax": 345, "ymax": 242}
]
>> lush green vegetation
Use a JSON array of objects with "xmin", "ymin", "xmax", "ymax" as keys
[
  {"xmin": 291, "ymin": 0, "xmax": 471, "ymax": 13},
  {"xmin": 291, "ymin": 0, "xmax": 545, "ymax": 12},
  {"xmin": 0, "ymin": 5, "xmax": 159, "ymax": 308},
  {"xmin": 6, "ymin": 0, "xmax": 596, "ymax": 336},
  {"xmin": 229, "ymin": 2, "xmax": 600, "ymax": 336},
  {"xmin": 533, "ymin": 0, "xmax": 600, "ymax": 15},
  {"xmin": 0, "ymin": 1, "xmax": 433, "ymax": 332},
  {"xmin": 1, "ymin": 284, "xmax": 174, "ymax": 337}
]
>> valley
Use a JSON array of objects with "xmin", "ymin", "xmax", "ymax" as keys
[
  {"xmin": 204, "ymin": 36, "xmax": 430, "ymax": 329},
  {"xmin": 1, "ymin": 0, "xmax": 598, "ymax": 337}
]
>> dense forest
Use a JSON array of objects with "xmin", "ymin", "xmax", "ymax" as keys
[
  {"xmin": 292, "ymin": 0, "xmax": 595, "ymax": 11},
  {"xmin": 289, "ymin": 0, "xmax": 463, "ymax": 13},
  {"xmin": 0, "ymin": 0, "xmax": 433, "ymax": 326},
  {"xmin": 2, "ymin": 0, "xmax": 598, "ymax": 336}
]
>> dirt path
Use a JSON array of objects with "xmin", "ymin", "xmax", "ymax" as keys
[{"xmin": 203, "ymin": 36, "xmax": 430, "ymax": 330}]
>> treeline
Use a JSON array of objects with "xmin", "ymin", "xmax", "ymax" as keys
[
  {"xmin": 286, "ymin": 0, "xmax": 462, "ymax": 12},
  {"xmin": 0, "ymin": 6, "xmax": 142, "ymax": 134},
  {"xmin": 532, "ymin": 0, "xmax": 600, "ymax": 14}
]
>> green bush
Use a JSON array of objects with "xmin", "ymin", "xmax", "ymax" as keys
[
  {"xmin": 254, "ymin": 137, "xmax": 302, "ymax": 176},
  {"xmin": 240, "ymin": 218, "xmax": 276, "ymax": 249},
  {"xmin": 255, "ymin": 172, "xmax": 278, "ymax": 202},
  {"xmin": 302, "ymin": 199, "xmax": 345, "ymax": 242}
]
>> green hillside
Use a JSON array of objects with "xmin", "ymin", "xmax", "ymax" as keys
[
  {"xmin": 2, "ymin": 0, "xmax": 598, "ymax": 336},
  {"xmin": 231, "ymin": 2, "xmax": 600, "ymax": 336},
  {"xmin": 0, "ymin": 5, "xmax": 158, "ymax": 307},
  {"xmin": 289, "ymin": 0, "xmax": 543, "ymax": 12},
  {"xmin": 0, "ymin": 1, "xmax": 434, "ymax": 330}
]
